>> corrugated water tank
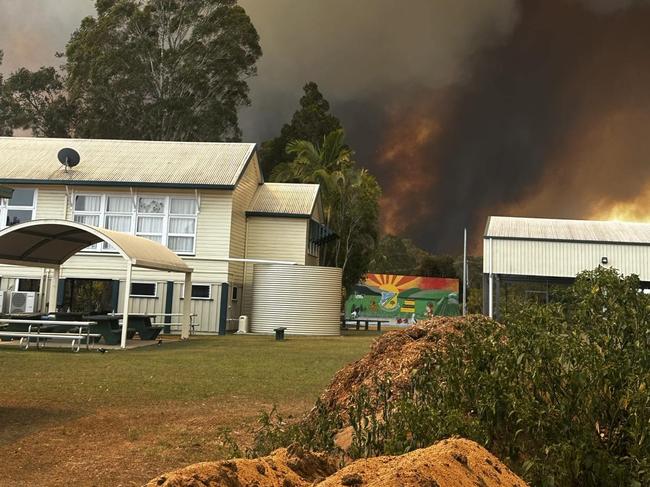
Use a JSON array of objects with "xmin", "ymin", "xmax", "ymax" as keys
[{"xmin": 251, "ymin": 264, "xmax": 342, "ymax": 336}]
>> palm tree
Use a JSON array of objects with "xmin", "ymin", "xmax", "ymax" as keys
[{"xmin": 271, "ymin": 128, "xmax": 352, "ymax": 226}]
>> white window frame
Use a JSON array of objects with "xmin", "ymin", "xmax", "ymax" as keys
[
  {"xmin": 15, "ymin": 278, "xmax": 41, "ymax": 293},
  {"xmin": 0, "ymin": 188, "xmax": 38, "ymax": 229},
  {"xmin": 72, "ymin": 191, "xmax": 198, "ymax": 256},
  {"xmin": 103, "ymin": 194, "xmax": 136, "ymax": 250},
  {"xmin": 73, "ymin": 193, "xmax": 105, "ymax": 251},
  {"xmin": 180, "ymin": 283, "xmax": 213, "ymax": 300},
  {"xmin": 130, "ymin": 281, "xmax": 158, "ymax": 298},
  {"xmin": 167, "ymin": 197, "xmax": 198, "ymax": 255}
]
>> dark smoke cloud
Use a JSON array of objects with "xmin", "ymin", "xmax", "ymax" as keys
[
  {"xmin": 373, "ymin": 0, "xmax": 650, "ymax": 252},
  {"xmin": 2, "ymin": 0, "xmax": 650, "ymax": 253}
]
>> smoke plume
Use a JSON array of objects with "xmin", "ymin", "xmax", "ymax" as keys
[{"xmin": 2, "ymin": 0, "xmax": 650, "ymax": 253}]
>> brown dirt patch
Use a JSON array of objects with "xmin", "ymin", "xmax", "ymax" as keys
[
  {"xmin": 318, "ymin": 316, "xmax": 492, "ymax": 417},
  {"xmin": 146, "ymin": 438, "xmax": 528, "ymax": 487},
  {"xmin": 0, "ymin": 398, "xmax": 312, "ymax": 487}
]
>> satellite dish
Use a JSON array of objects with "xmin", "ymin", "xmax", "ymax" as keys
[{"xmin": 57, "ymin": 148, "xmax": 80, "ymax": 169}]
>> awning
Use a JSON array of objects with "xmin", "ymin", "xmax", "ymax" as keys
[
  {"xmin": 0, "ymin": 219, "xmax": 192, "ymax": 273},
  {"xmin": 0, "ymin": 219, "xmax": 193, "ymax": 348},
  {"xmin": 0, "ymin": 185, "xmax": 13, "ymax": 199}
]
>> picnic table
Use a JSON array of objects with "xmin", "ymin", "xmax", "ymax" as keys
[
  {"xmin": 341, "ymin": 318, "xmax": 389, "ymax": 331},
  {"xmin": 0, "ymin": 319, "xmax": 100, "ymax": 352},
  {"xmin": 85, "ymin": 314, "xmax": 163, "ymax": 343}
]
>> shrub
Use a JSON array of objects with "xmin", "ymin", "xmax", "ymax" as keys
[{"xmin": 347, "ymin": 267, "xmax": 650, "ymax": 486}]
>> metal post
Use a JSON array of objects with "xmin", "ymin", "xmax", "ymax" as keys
[
  {"xmin": 488, "ymin": 238, "xmax": 494, "ymax": 319},
  {"xmin": 181, "ymin": 272, "xmax": 192, "ymax": 339},
  {"xmin": 121, "ymin": 262, "xmax": 132, "ymax": 349},
  {"xmin": 463, "ymin": 228, "xmax": 468, "ymax": 316},
  {"xmin": 48, "ymin": 267, "xmax": 60, "ymax": 313}
]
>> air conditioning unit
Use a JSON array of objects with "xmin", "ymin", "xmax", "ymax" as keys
[{"xmin": 9, "ymin": 291, "xmax": 38, "ymax": 314}]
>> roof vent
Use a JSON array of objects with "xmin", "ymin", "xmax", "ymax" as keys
[{"xmin": 57, "ymin": 148, "xmax": 80, "ymax": 171}]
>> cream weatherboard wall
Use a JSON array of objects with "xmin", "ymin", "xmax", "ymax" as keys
[
  {"xmin": 241, "ymin": 216, "xmax": 310, "ymax": 319},
  {"xmin": 227, "ymin": 155, "xmax": 263, "ymax": 321},
  {"xmin": 0, "ymin": 183, "xmax": 234, "ymax": 331}
]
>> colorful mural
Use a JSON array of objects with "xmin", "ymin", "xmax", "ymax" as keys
[{"xmin": 345, "ymin": 273, "xmax": 460, "ymax": 323}]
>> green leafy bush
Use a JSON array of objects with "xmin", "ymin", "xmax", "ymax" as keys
[{"xmin": 346, "ymin": 267, "xmax": 650, "ymax": 486}]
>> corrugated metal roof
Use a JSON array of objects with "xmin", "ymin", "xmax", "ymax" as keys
[
  {"xmin": 485, "ymin": 216, "xmax": 650, "ymax": 244},
  {"xmin": 247, "ymin": 183, "xmax": 319, "ymax": 217},
  {"xmin": 0, "ymin": 137, "xmax": 256, "ymax": 188}
]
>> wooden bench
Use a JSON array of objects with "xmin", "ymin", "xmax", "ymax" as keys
[{"xmin": 341, "ymin": 319, "xmax": 388, "ymax": 331}]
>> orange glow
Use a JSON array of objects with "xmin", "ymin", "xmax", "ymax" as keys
[
  {"xmin": 589, "ymin": 184, "xmax": 650, "ymax": 222},
  {"xmin": 377, "ymin": 108, "xmax": 442, "ymax": 235}
]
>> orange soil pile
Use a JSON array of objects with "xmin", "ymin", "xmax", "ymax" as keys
[
  {"xmin": 319, "ymin": 316, "xmax": 491, "ymax": 416},
  {"xmin": 145, "ymin": 438, "xmax": 528, "ymax": 487},
  {"xmin": 319, "ymin": 438, "xmax": 527, "ymax": 487},
  {"xmin": 145, "ymin": 444, "xmax": 338, "ymax": 487}
]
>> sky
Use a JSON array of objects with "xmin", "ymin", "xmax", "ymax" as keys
[{"xmin": 1, "ymin": 0, "xmax": 650, "ymax": 253}]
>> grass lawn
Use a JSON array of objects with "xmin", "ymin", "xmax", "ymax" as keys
[{"xmin": 0, "ymin": 334, "xmax": 375, "ymax": 486}]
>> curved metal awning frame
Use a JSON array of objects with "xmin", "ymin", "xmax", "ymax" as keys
[{"xmin": 0, "ymin": 220, "xmax": 194, "ymax": 348}]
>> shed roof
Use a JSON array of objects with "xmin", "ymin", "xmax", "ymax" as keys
[
  {"xmin": 0, "ymin": 137, "xmax": 256, "ymax": 189},
  {"xmin": 0, "ymin": 219, "xmax": 192, "ymax": 273},
  {"xmin": 485, "ymin": 216, "xmax": 650, "ymax": 245},
  {"xmin": 247, "ymin": 183, "xmax": 320, "ymax": 218}
]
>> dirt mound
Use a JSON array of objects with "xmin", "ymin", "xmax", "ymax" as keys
[
  {"xmin": 145, "ymin": 438, "xmax": 527, "ymax": 487},
  {"xmin": 319, "ymin": 316, "xmax": 491, "ymax": 416},
  {"xmin": 145, "ymin": 444, "xmax": 338, "ymax": 487},
  {"xmin": 319, "ymin": 438, "xmax": 527, "ymax": 487}
]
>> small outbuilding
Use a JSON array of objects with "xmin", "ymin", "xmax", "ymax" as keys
[{"xmin": 483, "ymin": 216, "xmax": 650, "ymax": 318}]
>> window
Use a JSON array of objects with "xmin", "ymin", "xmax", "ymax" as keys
[
  {"xmin": 180, "ymin": 283, "xmax": 212, "ymax": 300},
  {"xmin": 168, "ymin": 198, "xmax": 197, "ymax": 253},
  {"xmin": 231, "ymin": 286, "xmax": 238, "ymax": 301},
  {"xmin": 103, "ymin": 196, "xmax": 133, "ymax": 250},
  {"xmin": 1, "ymin": 189, "xmax": 36, "ymax": 228},
  {"xmin": 308, "ymin": 220, "xmax": 320, "ymax": 257},
  {"xmin": 72, "ymin": 193, "xmax": 198, "ymax": 255},
  {"xmin": 74, "ymin": 195, "xmax": 103, "ymax": 250},
  {"xmin": 16, "ymin": 278, "xmax": 40, "ymax": 292},
  {"xmin": 137, "ymin": 197, "xmax": 165, "ymax": 243},
  {"xmin": 130, "ymin": 282, "xmax": 157, "ymax": 298}
]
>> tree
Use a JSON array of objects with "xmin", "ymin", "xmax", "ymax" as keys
[
  {"xmin": 0, "ymin": 51, "xmax": 14, "ymax": 136},
  {"xmin": 416, "ymin": 254, "xmax": 456, "ymax": 278},
  {"xmin": 260, "ymin": 82, "xmax": 342, "ymax": 178},
  {"xmin": 271, "ymin": 129, "xmax": 380, "ymax": 292},
  {"xmin": 4, "ymin": 66, "xmax": 74, "ymax": 137},
  {"xmin": 24, "ymin": 0, "xmax": 259, "ymax": 141},
  {"xmin": 369, "ymin": 235, "xmax": 427, "ymax": 275}
]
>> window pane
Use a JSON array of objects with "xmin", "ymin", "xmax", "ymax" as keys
[
  {"xmin": 106, "ymin": 196, "xmax": 132, "ymax": 213},
  {"xmin": 137, "ymin": 216, "xmax": 163, "ymax": 233},
  {"xmin": 74, "ymin": 214, "xmax": 100, "ymax": 226},
  {"xmin": 169, "ymin": 217, "xmax": 195, "ymax": 234},
  {"xmin": 138, "ymin": 197, "xmax": 165, "ymax": 214},
  {"xmin": 170, "ymin": 199, "xmax": 196, "ymax": 215},
  {"xmin": 168, "ymin": 236, "xmax": 194, "ymax": 252},
  {"xmin": 75, "ymin": 195, "xmax": 101, "ymax": 212},
  {"xmin": 17, "ymin": 279, "xmax": 40, "ymax": 292},
  {"xmin": 9, "ymin": 189, "xmax": 35, "ymax": 207},
  {"xmin": 105, "ymin": 215, "xmax": 131, "ymax": 232},
  {"xmin": 7, "ymin": 209, "xmax": 33, "ymax": 226},
  {"xmin": 130, "ymin": 282, "xmax": 156, "ymax": 297},
  {"xmin": 191, "ymin": 285, "xmax": 210, "ymax": 299}
]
